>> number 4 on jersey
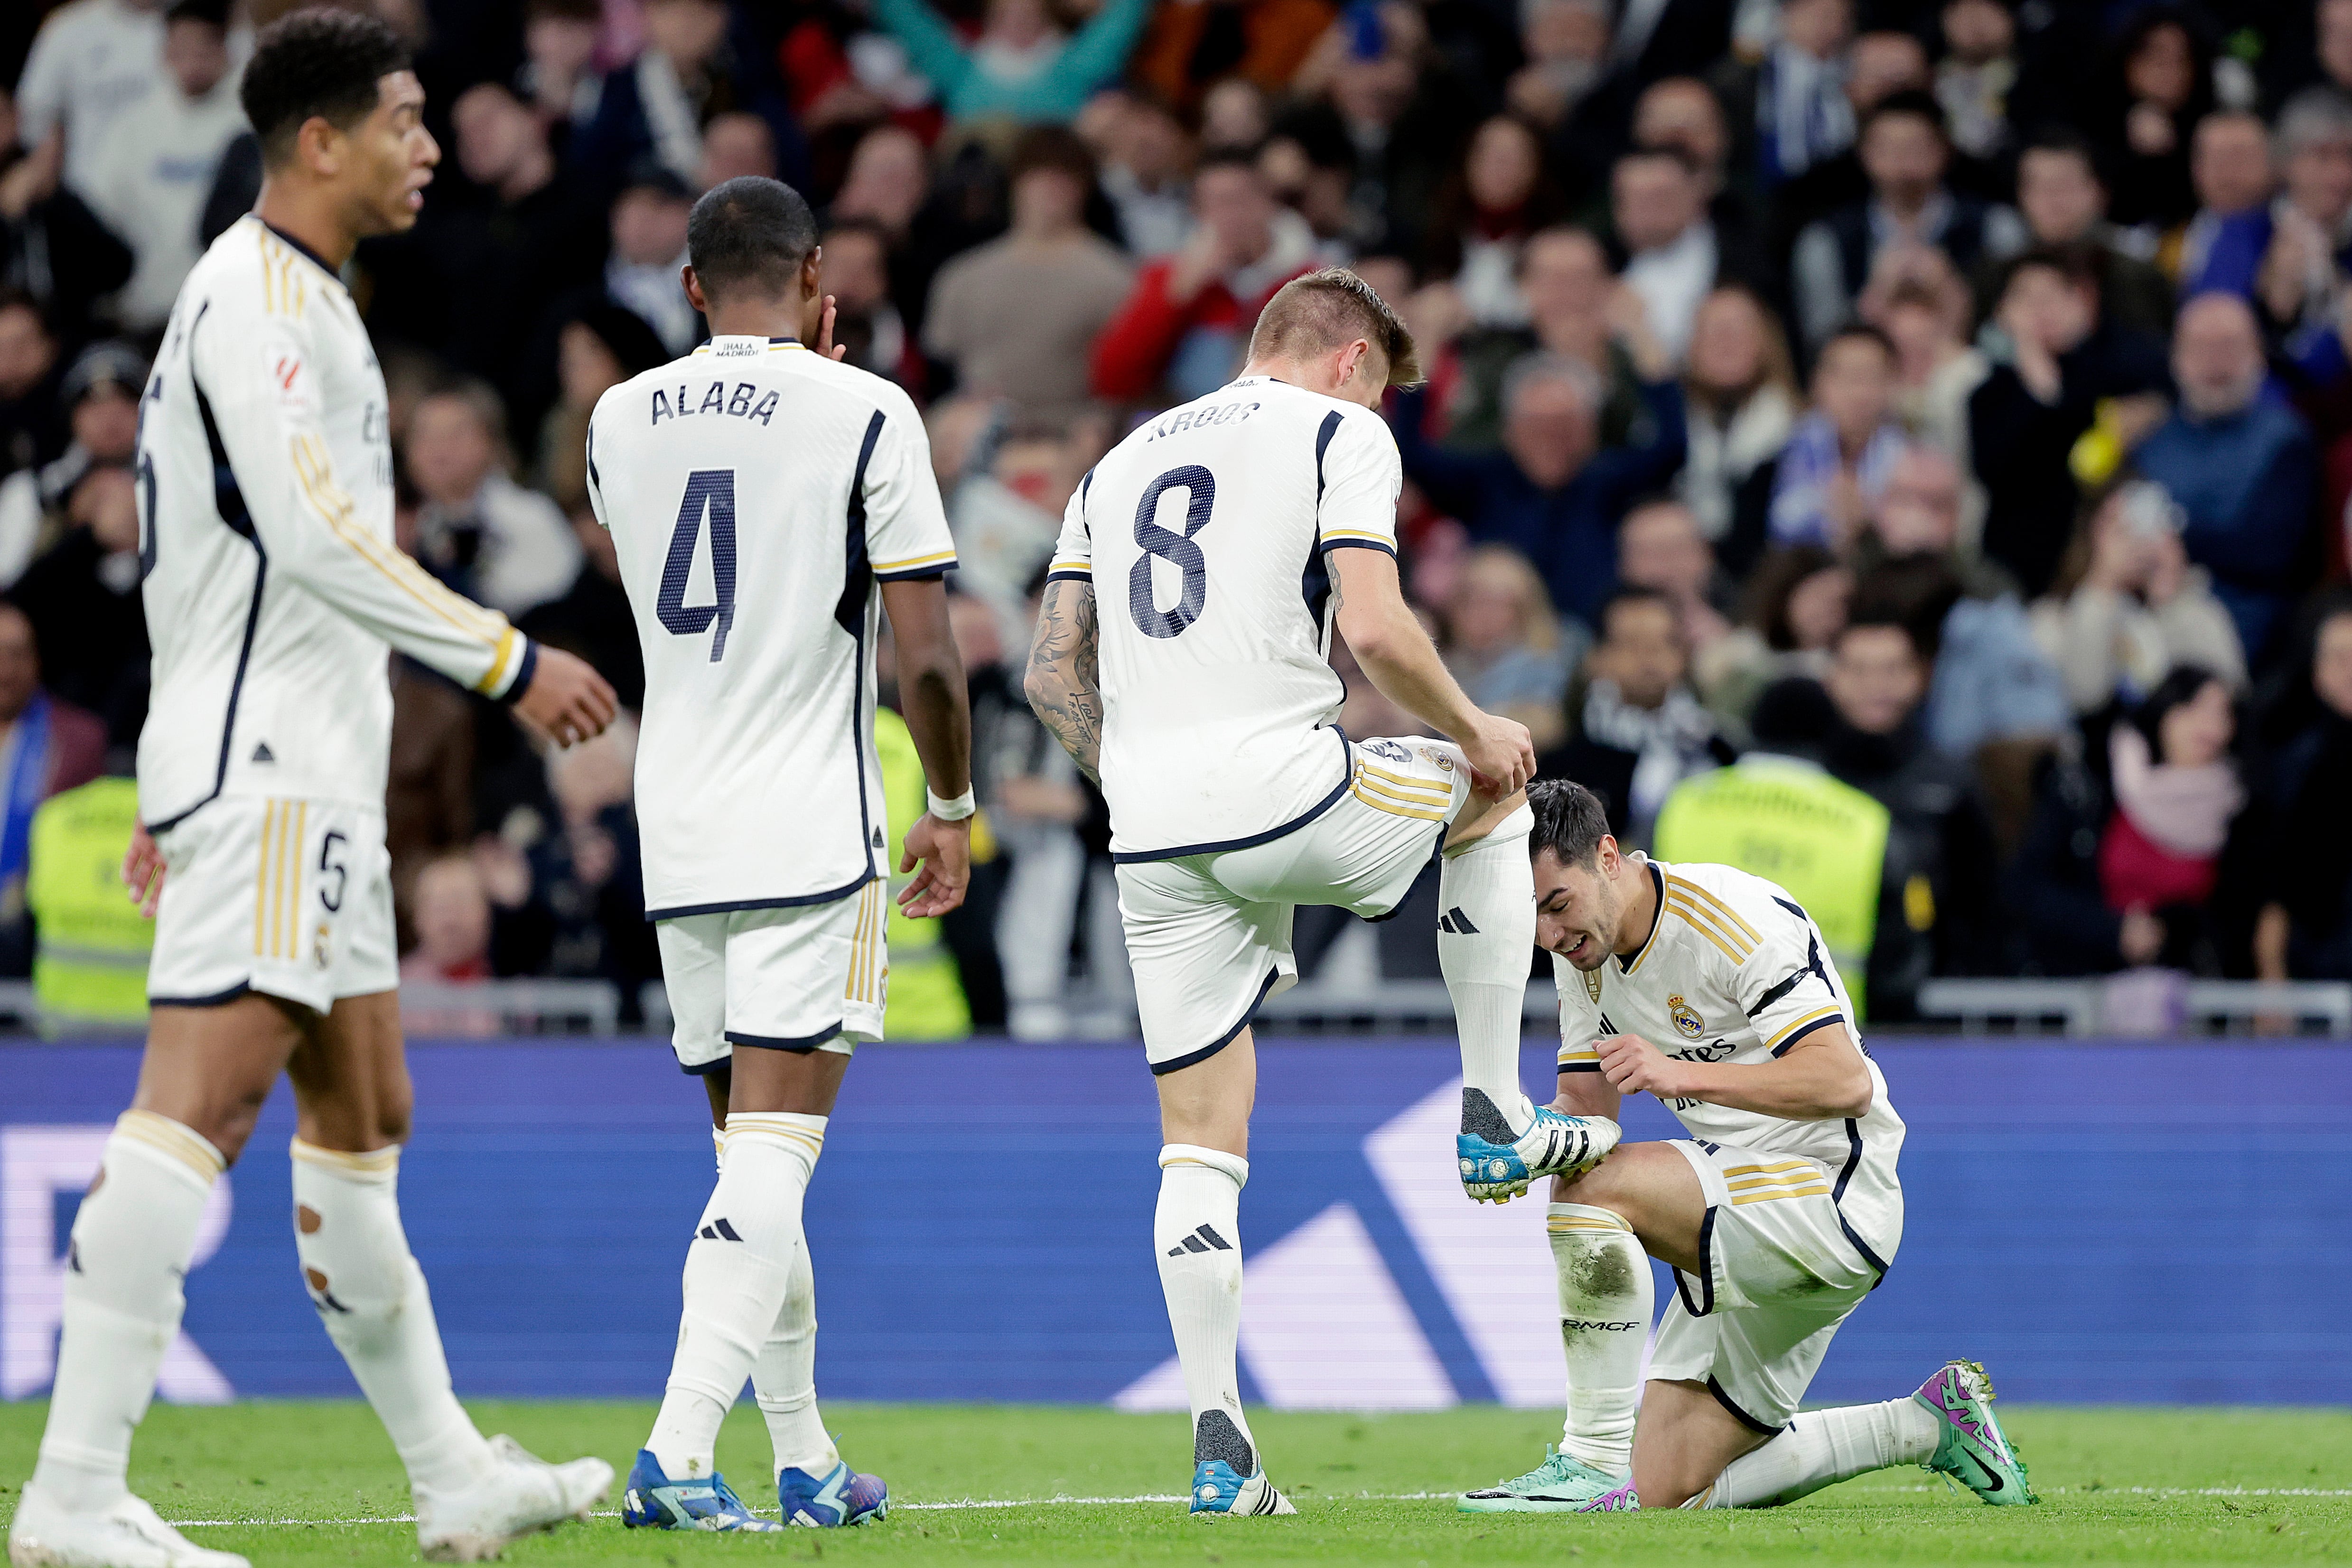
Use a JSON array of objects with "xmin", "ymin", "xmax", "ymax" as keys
[{"xmin": 660, "ymin": 468, "xmax": 737, "ymax": 661}]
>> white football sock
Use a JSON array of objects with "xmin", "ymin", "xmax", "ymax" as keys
[
  {"xmin": 30, "ymin": 1112, "xmax": 222, "ymax": 1511},
  {"xmin": 1439, "ymin": 803, "xmax": 1537, "ymax": 1138},
  {"xmin": 646, "ymin": 1112, "xmax": 824, "ymax": 1482},
  {"xmin": 752, "ymin": 1239, "xmax": 838, "ymax": 1477},
  {"xmin": 290, "ymin": 1139, "xmax": 495, "ymax": 1501},
  {"xmin": 1154, "ymin": 1145, "xmax": 1261, "ymax": 1476},
  {"xmin": 1699, "ymin": 1398, "xmax": 1941, "ymax": 1508},
  {"xmin": 1549, "ymin": 1203, "xmax": 1651, "ymax": 1474}
]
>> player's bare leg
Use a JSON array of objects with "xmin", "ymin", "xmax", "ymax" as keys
[
  {"xmin": 1445, "ymin": 784, "xmax": 1619, "ymax": 1203},
  {"xmin": 1149, "ymin": 1032, "xmax": 1290, "ymax": 1517},
  {"xmin": 282, "ymin": 992, "xmax": 609, "ymax": 1559},
  {"xmin": 630, "ymin": 1047, "xmax": 884, "ymax": 1531}
]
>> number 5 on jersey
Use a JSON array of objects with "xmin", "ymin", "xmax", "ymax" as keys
[{"xmin": 661, "ymin": 468, "xmax": 737, "ymax": 661}]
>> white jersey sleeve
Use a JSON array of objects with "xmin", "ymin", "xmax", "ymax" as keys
[
  {"xmin": 861, "ymin": 384, "xmax": 956, "ymax": 581},
  {"xmin": 189, "ymin": 287, "xmax": 530, "ymax": 698},
  {"xmin": 1314, "ymin": 405, "xmax": 1403, "ymax": 557},
  {"xmin": 1047, "ymin": 476, "xmax": 1092, "ymax": 585}
]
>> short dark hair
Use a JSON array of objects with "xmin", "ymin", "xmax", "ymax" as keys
[
  {"xmin": 1816, "ymin": 321, "xmax": 1897, "ymax": 368},
  {"xmin": 1835, "ymin": 614, "xmax": 1925, "ymax": 663},
  {"xmin": 1008, "ymin": 124, "xmax": 1096, "ymax": 186},
  {"xmin": 1248, "ymin": 267, "xmax": 1422, "ymax": 386},
  {"xmin": 1616, "ymin": 143, "xmax": 1699, "ymax": 181},
  {"xmin": 1862, "ymin": 88, "xmax": 1948, "ymax": 141},
  {"xmin": 2000, "ymin": 240, "xmax": 2100, "ymax": 296},
  {"xmin": 2131, "ymin": 663, "xmax": 2228, "ymax": 755},
  {"xmin": 1528, "ymin": 778, "xmax": 1614, "ymax": 869},
  {"xmin": 1195, "ymin": 147, "xmax": 1263, "ymax": 182},
  {"xmin": 687, "ymin": 176, "xmax": 820, "ymax": 302},
  {"xmin": 166, "ymin": 0, "xmax": 231, "ymax": 29},
  {"xmin": 1596, "ymin": 584, "xmax": 1676, "ymax": 640},
  {"xmin": 2020, "ymin": 123, "xmax": 2104, "ymax": 180},
  {"xmin": 242, "ymin": 8, "xmax": 411, "ymax": 167}
]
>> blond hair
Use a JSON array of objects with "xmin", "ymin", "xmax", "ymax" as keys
[{"xmin": 1248, "ymin": 267, "xmax": 1423, "ymax": 388}]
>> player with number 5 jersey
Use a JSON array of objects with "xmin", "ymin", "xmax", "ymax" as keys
[
  {"xmin": 587, "ymin": 177, "xmax": 972, "ymax": 1534},
  {"xmin": 1025, "ymin": 270, "xmax": 1618, "ymax": 1516}
]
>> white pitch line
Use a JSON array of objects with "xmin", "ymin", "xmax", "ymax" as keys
[{"xmin": 153, "ymin": 1484, "xmax": 2352, "ymax": 1529}]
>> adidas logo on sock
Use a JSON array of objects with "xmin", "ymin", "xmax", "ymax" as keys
[
  {"xmin": 1437, "ymin": 906, "xmax": 1480, "ymax": 934},
  {"xmin": 1166, "ymin": 1223, "xmax": 1232, "ymax": 1258},
  {"xmin": 697, "ymin": 1217, "xmax": 744, "ymax": 1241}
]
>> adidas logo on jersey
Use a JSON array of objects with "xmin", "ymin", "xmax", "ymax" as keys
[
  {"xmin": 251, "ymin": 741, "xmax": 275, "ymax": 764},
  {"xmin": 1437, "ymin": 907, "xmax": 1480, "ymax": 935},
  {"xmin": 1166, "ymin": 1224, "xmax": 1232, "ymax": 1258},
  {"xmin": 697, "ymin": 1218, "xmax": 744, "ymax": 1241}
]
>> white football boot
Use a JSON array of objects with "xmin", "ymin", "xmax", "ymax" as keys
[
  {"xmin": 411, "ymin": 1435, "xmax": 612, "ymax": 1562},
  {"xmin": 7, "ymin": 1484, "xmax": 249, "ymax": 1568}
]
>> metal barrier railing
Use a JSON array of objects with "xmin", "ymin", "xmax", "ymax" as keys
[{"xmin": 4, "ymin": 977, "xmax": 2347, "ymax": 1038}]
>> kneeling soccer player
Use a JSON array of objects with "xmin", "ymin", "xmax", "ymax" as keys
[{"xmin": 1458, "ymin": 780, "xmax": 2035, "ymax": 1513}]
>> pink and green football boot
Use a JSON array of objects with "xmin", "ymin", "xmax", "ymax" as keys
[{"xmin": 1913, "ymin": 1360, "xmax": 2037, "ymax": 1504}]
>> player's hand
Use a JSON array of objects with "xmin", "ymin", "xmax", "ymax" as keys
[
  {"xmin": 1459, "ymin": 711, "xmax": 1536, "ymax": 795},
  {"xmin": 815, "ymin": 293, "xmax": 847, "ymax": 362},
  {"xmin": 122, "ymin": 821, "xmax": 164, "ymax": 918},
  {"xmin": 897, "ymin": 812, "xmax": 971, "ymax": 918},
  {"xmin": 1596, "ymin": 1032, "xmax": 1692, "ymax": 1102},
  {"xmin": 513, "ymin": 646, "xmax": 618, "ymax": 748}
]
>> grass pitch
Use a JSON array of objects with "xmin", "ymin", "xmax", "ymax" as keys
[{"xmin": 3, "ymin": 1402, "xmax": 2347, "ymax": 1564}]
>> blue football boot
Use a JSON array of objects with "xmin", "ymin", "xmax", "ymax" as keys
[
  {"xmin": 779, "ymin": 1460, "xmax": 889, "ymax": 1527},
  {"xmin": 1187, "ymin": 1411, "xmax": 1294, "ymax": 1517},
  {"xmin": 619, "ymin": 1449, "xmax": 782, "ymax": 1532},
  {"xmin": 1457, "ymin": 1089, "xmax": 1620, "ymax": 1203}
]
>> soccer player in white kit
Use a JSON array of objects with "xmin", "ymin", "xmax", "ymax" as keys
[
  {"xmin": 1456, "ymin": 780, "xmax": 2036, "ymax": 1514},
  {"xmin": 1023, "ymin": 271, "xmax": 1618, "ymax": 1514},
  {"xmin": 585, "ymin": 178, "xmax": 972, "ymax": 1532},
  {"xmin": 7, "ymin": 14, "xmax": 620, "ymax": 1568}
]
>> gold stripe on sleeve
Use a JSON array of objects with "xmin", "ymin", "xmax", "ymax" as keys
[
  {"xmin": 1666, "ymin": 875, "xmax": 1762, "ymax": 943},
  {"xmin": 1765, "ymin": 1005, "xmax": 1844, "ymax": 1050}
]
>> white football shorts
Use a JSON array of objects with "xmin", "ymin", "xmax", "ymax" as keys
[
  {"xmin": 1115, "ymin": 737, "xmax": 1474, "ymax": 1074},
  {"xmin": 1645, "ymin": 1138, "xmax": 1898, "ymax": 1434},
  {"xmin": 147, "ymin": 794, "xmax": 399, "ymax": 1013},
  {"xmin": 656, "ymin": 878, "xmax": 891, "ymax": 1073}
]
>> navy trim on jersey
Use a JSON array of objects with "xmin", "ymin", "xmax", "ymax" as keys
[
  {"xmin": 1363, "ymin": 828, "xmax": 1447, "ymax": 922},
  {"xmin": 1674, "ymin": 1205, "xmax": 1719, "ymax": 1317},
  {"xmin": 258, "ymin": 218, "xmax": 338, "ymax": 280},
  {"xmin": 1109, "ymin": 731, "xmax": 1353, "ymax": 863},
  {"xmin": 873, "ymin": 564, "xmax": 955, "ymax": 582},
  {"xmin": 1558, "ymin": 1060, "xmax": 1604, "ymax": 1073},
  {"xmin": 1768, "ymin": 1014, "xmax": 1841, "ymax": 1057},
  {"xmin": 644, "ymin": 868, "xmax": 876, "ymax": 923},
  {"xmin": 1149, "ymin": 966, "xmax": 1281, "ymax": 1076},
  {"xmin": 150, "ymin": 980, "xmax": 252, "ymax": 1008},
  {"xmin": 679, "ymin": 1054, "xmax": 731, "ymax": 1076},
  {"xmin": 1615, "ymin": 861, "xmax": 1668, "ymax": 972},
  {"xmin": 1319, "ymin": 536, "xmax": 1399, "ymax": 557},
  {"xmin": 727, "ymin": 1023, "xmax": 844, "ymax": 1053},
  {"xmin": 148, "ymin": 305, "xmax": 269, "ymax": 837},
  {"xmin": 1708, "ymin": 1376, "xmax": 1784, "ymax": 1435},
  {"xmin": 1829, "ymin": 1117, "xmax": 1891, "ymax": 1281},
  {"xmin": 493, "ymin": 638, "xmax": 540, "ymax": 706},
  {"xmin": 836, "ymin": 408, "xmax": 888, "ymax": 882},
  {"xmin": 1313, "ymin": 409, "xmax": 1343, "ymax": 500},
  {"xmin": 1044, "ymin": 569, "xmax": 1091, "ymax": 584},
  {"xmin": 584, "ymin": 422, "xmax": 602, "ymax": 494}
]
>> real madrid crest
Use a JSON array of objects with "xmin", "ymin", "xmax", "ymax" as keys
[
  {"xmin": 1668, "ymin": 994, "xmax": 1704, "ymax": 1039},
  {"xmin": 1582, "ymin": 969, "xmax": 1602, "ymax": 1003}
]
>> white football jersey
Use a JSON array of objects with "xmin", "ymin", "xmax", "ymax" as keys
[
  {"xmin": 1050, "ymin": 376, "xmax": 1401, "ymax": 860},
  {"xmin": 137, "ymin": 216, "xmax": 532, "ymax": 832},
  {"xmin": 587, "ymin": 335, "xmax": 954, "ymax": 917},
  {"xmin": 1555, "ymin": 857, "xmax": 1907, "ymax": 1265}
]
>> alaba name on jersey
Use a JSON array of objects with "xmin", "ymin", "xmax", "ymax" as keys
[
  {"xmin": 587, "ymin": 334, "xmax": 954, "ymax": 917},
  {"xmin": 137, "ymin": 216, "xmax": 531, "ymax": 832},
  {"xmin": 1557, "ymin": 856, "xmax": 1907, "ymax": 1266},
  {"xmin": 1049, "ymin": 376, "xmax": 1403, "ymax": 860}
]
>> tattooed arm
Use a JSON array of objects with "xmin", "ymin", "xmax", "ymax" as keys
[{"xmin": 1024, "ymin": 577, "xmax": 1105, "ymax": 783}]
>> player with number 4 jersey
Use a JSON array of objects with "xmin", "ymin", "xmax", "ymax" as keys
[
  {"xmin": 588, "ymin": 177, "xmax": 972, "ymax": 1533},
  {"xmin": 1024, "ymin": 270, "xmax": 1617, "ymax": 1517}
]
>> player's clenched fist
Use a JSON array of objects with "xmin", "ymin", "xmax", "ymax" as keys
[
  {"xmin": 1460, "ymin": 711, "xmax": 1537, "ymax": 795},
  {"xmin": 1596, "ymin": 1032, "xmax": 1692, "ymax": 1101},
  {"xmin": 514, "ymin": 646, "xmax": 619, "ymax": 748}
]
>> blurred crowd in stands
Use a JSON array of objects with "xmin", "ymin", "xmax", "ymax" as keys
[{"xmin": 6, "ymin": 0, "xmax": 2352, "ymax": 1033}]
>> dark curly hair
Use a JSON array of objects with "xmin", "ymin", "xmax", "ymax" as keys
[
  {"xmin": 242, "ymin": 8, "xmax": 410, "ymax": 165},
  {"xmin": 1528, "ymin": 778, "xmax": 1614, "ymax": 869}
]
